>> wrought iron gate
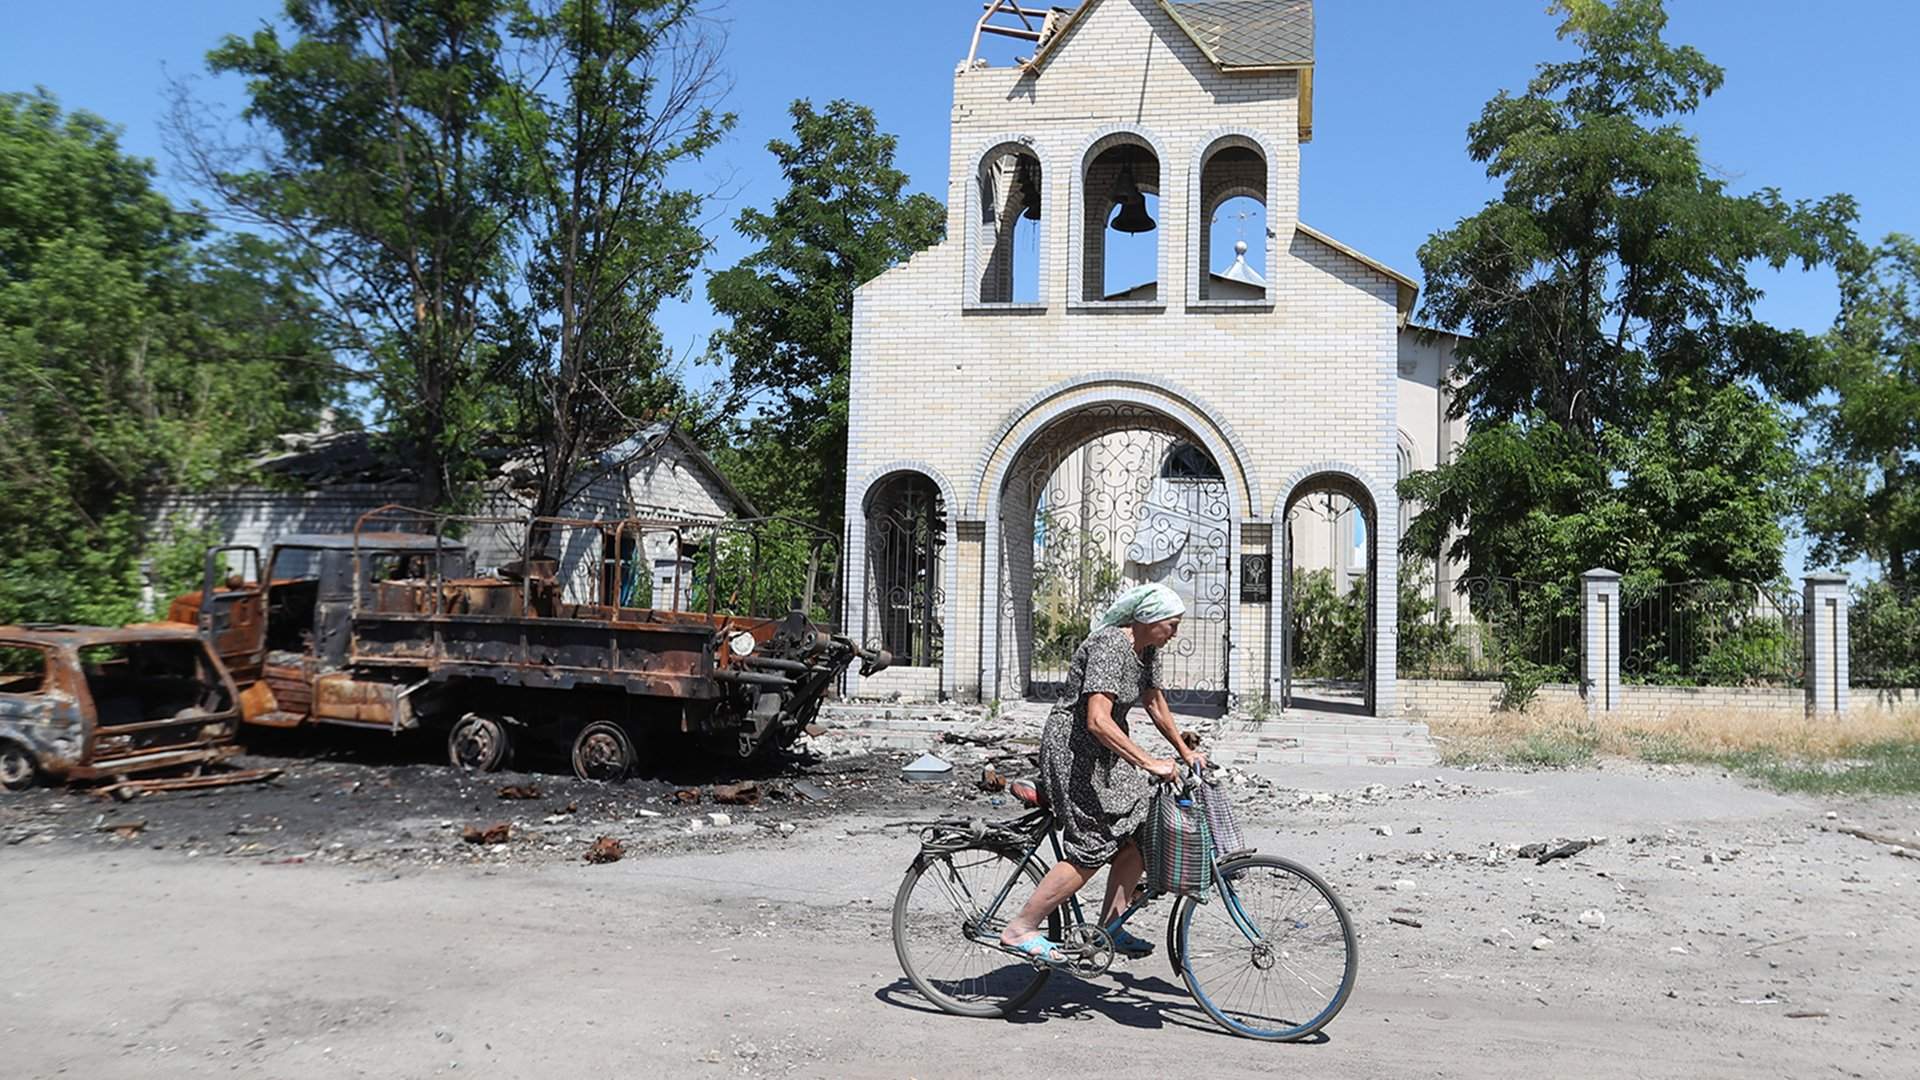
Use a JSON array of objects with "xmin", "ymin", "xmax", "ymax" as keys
[
  {"xmin": 865, "ymin": 473, "xmax": 945, "ymax": 669},
  {"xmin": 999, "ymin": 410, "xmax": 1231, "ymax": 710}
]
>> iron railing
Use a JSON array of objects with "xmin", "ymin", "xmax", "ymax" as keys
[
  {"xmin": 1398, "ymin": 574, "xmax": 1580, "ymax": 681},
  {"xmin": 1619, "ymin": 578, "xmax": 1803, "ymax": 687},
  {"xmin": 1849, "ymin": 580, "xmax": 1920, "ymax": 689}
]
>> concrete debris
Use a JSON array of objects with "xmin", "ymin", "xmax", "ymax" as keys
[
  {"xmin": 584, "ymin": 836, "xmax": 624, "ymax": 864},
  {"xmin": 707, "ymin": 812, "xmax": 732, "ymax": 828},
  {"xmin": 788, "ymin": 780, "xmax": 830, "ymax": 802},
  {"xmin": 1532, "ymin": 936, "xmax": 1554, "ymax": 951},
  {"xmin": 1389, "ymin": 914, "xmax": 1423, "ymax": 928},
  {"xmin": 1517, "ymin": 838, "xmax": 1602, "ymax": 865},
  {"xmin": 1374, "ymin": 825, "xmax": 1393, "ymax": 837},
  {"xmin": 901, "ymin": 753, "xmax": 954, "ymax": 782},
  {"xmin": 1579, "ymin": 909, "xmax": 1607, "ymax": 928}
]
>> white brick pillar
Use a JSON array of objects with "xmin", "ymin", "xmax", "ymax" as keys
[
  {"xmin": 1582, "ymin": 568, "xmax": 1621, "ymax": 712},
  {"xmin": 1803, "ymin": 573, "xmax": 1850, "ymax": 715}
]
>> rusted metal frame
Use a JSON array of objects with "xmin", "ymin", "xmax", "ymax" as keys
[
  {"xmin": 92, "ymin": 763, "xmax": 278, "ymax": 795},
  {"xmin": 71, "ymin": 746, "xmax": 245, "ymax": 782},
  {"xmin": 199, "ymin": 545, "xmax": 260, "ymax": 607},
  {"xmin": 89, "ymin": 712, "xmax": 223, "ymax": 737}
]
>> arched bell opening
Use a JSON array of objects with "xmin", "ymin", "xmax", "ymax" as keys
[
  {"xmin": 1196, "ymin": 136, "xmax": 1270, "ymax": 302},
  {"xmin": 1082, "ymin": 138, "xmax": 1162, "ymax": 302},
  {"xmin": 975, "ymin": 142, "xmax": 1044, "ymax": 304}
]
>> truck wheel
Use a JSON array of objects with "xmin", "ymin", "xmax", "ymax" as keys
[
  {"xmin": 572, "ymin": 721, "xmax": 635, "ymax": 782},
  {"xmin": 0, "ymin": 742, "xmax": 38, "ymax": 792},
  {"xmin": 447, "ymin": 714, "xmax": 511, "ymax": 772}
]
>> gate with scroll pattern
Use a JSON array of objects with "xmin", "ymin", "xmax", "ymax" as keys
[{"xmin": 998, "ymin": 406, "xmax": 1231, "ymax": 711}]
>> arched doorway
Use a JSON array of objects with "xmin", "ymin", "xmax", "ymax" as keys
[
  {"xmin": 996, "ymin": 404, "xmax": 1232, "ymax": 712},
  {"xmin": 1280, "ymin": 473, "xmax": 1379, "ymax": 716},
  {"xmin": 863, "ymin": 471, "xmax": 948, "ymax": 674}
]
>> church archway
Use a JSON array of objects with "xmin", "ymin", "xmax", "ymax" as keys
[
  {"xmin": 1277, "ymin": 468, "xmax": 1384, "ymax": 716},
  {"xmin": 981, "ymin": 389, "xmax": 1250, "ymax": 714}
]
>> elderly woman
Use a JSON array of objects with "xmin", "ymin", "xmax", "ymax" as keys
[{"xmin": 999, "ymin": 582, "xmax": 1207, "ymax": 963}]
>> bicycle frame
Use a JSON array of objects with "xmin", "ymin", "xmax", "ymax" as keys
[{"xmin": 919, "ymin": 807, "xmax": 1267, "ymax": 959}]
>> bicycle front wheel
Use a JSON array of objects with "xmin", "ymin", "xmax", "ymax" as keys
[
  {"xmin": 1175, "ymin": 854, "xmax": 1358, "ymax": 1041},
  {"xmin": 892, "ymin": 845, "xmax": 1059, "ymax": 1018}
]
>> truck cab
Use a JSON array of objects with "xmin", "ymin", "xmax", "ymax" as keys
[{"xmin": 169, "ymin": 533, "xmax": 470, "ymax": 728}]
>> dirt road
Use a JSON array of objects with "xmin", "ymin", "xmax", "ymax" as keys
[{"xmin": 3, "ymin": 754, "xmax": 1916, "ymax": 1079}]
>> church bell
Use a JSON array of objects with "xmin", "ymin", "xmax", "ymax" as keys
[
  {"xmin": 1017, "ymin": 156, "xmax": 1042, "ymax": 221},
  {"xmin": 1108, "ymin": 163, "xmax": 1155, "ymax": 234}
]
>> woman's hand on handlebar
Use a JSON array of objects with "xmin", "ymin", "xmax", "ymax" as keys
[
  {"xmin": 1143, "ymin": 758, "xmax": 1181, "ymax": 782},
  {"xmin": 1184, "ymin": 750, "xmax": 1209, "ymax": 773}
]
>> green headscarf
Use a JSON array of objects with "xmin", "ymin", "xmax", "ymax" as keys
[{"xmin": 1096, "ymin": 582, "xmax": 1185, "ymax": 629}]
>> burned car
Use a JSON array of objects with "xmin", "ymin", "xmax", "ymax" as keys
[
  {"xmin": 171, "ymin": 507, "xmax": 888, "ymax": 780},
  {"xmin": 0, "ymin": 624, "xmax": 241, "ymax": 791}
]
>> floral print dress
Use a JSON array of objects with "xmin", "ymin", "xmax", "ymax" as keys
[{"xmin": 1037, "ymin": 625, "xmax": 1162, "ymax": 866}]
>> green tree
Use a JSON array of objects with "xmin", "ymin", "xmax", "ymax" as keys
[
  {"xmin": 0, "ymin": 90, "xmax": 338, "ymax": 624},
  {"xmin": 496, "ymin": 0, "xmax": 733, "ymax": 526},
  {"xmin": 1804, "ymin": 235, "xmax": 1920, "ymax": 590},
  {"xmin": 178, "ymin": 0, "xmax": 526, "ymax": 508},
  {"xmin": 1403, "ymin": 0, "xmax": 1853, "ymax": 592},
  {"xmin": 705, "ymin": 99, "xmax": 945, "ymax": 531}
]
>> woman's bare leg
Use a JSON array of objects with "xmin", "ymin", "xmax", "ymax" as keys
[
  {"xmin": 1101, "ymin": 840, "xmax": 1145, "ymax": 924},
  {"xmin": 1000, "ymin": 859, "xmax": 1098, "ymax": 946}
]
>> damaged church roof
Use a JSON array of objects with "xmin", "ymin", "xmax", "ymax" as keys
[
  {"xmin": 1019, "ymin": 1, "xmax": 1317, "ymax": 139},
  {"xmin": 1162, "ymin": 1, "xmax": 1314, "ymax": 69}
]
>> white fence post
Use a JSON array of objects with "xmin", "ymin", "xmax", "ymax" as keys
[
  {"xmin": 1582, "ymin": 568, "xmax": 1621, "ymax": 713},
  {"xmin": 1803, "ymin": 573, "xmax": 1851, "ymax": 715}
]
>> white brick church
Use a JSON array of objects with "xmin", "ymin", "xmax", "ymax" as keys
[{"xmin": 843, "ymin": 0, "xmax": 1461, "ymax": 714}]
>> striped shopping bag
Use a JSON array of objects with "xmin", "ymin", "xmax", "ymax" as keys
[
  {"xmin": 1195, "ymin": 776, "xmax": 1249, "ymax": 860},
  {"xmin": 1145, "ymin": 784, "xmax": 1213, "ymax": 896}
]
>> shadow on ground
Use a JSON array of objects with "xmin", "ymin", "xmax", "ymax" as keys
[{"xmin": 874, "ymin": 973, "xmax": 1332, "ymax": 1043}]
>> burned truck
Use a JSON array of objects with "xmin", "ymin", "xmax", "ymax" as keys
[
  {"xmin": 170, "ymin": 507, "xmax": 887, "ymax": 779},
  {"xmin": 0, "ymin": 623, "xmax": 242, "ymax": 791}
]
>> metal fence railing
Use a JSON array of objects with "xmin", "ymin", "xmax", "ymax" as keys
[
  {"xmin": 1849, "ymin": 580, "xmax": 1920, "ymax": 689},
  {"xmin": 1398, "ymin": 575, "xmax": 1581, "ymax": 681},
  {"xmin": 1619, "ymin": 578, "xmax": 1803, "ymax": 687}
]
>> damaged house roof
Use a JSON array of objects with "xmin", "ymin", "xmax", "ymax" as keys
[{"xmin": 251, "ymin": 422, "xmax": 757, "ymax": 519}]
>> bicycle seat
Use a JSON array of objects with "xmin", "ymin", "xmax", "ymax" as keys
[{"xmin": 1008, "ymin": 779, "xmax": 1046, "ymax": 809}]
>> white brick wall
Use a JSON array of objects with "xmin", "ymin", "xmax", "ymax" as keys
[{"xmin": 846, "ymin": 0, "xmax": 1401, "ymax": 708}]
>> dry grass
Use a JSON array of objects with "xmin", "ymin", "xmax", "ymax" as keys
[{"xmin": 1429, "ymin": 701, "xmax": 1920, "ymax": 778}]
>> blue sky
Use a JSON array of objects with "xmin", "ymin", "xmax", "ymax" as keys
[{"xmin": 5, "ymin": 1, "xmax": 1916, "ymax": 574}]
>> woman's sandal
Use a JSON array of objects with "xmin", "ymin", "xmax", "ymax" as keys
[
  {"xmin": 1005, "ymin": 936, "xmax": 1068, "ymax": 966},
  {"xmin": 1109, "ymin": 928, "xmax": 1156, "ymax": 958}
]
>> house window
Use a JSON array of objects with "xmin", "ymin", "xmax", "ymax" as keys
[
  {"xmin": 1082, "ymin": 139, "xmax": 1160, "ymax": 302},
  {"xmin": 1196, "ymin": 137, "xmax": 1268, "ymax": 303},
  {"xmin": 976, "ymin": 144, "xmax": 1043, "ymax": 304}
]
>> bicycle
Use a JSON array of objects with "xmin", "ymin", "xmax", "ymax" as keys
[{"xmin": 890, "ymin": 771, "xmax": 1358, "ymax": 1041}]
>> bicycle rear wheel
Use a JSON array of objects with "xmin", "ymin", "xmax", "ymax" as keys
[
  {"xmin": 1175, "ymin": 854, "xmax": 1357, "ymax": 1041},
  {"xmin": 892, "ymin": 845, "xmax": 1059, "ymax": 1018}
]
